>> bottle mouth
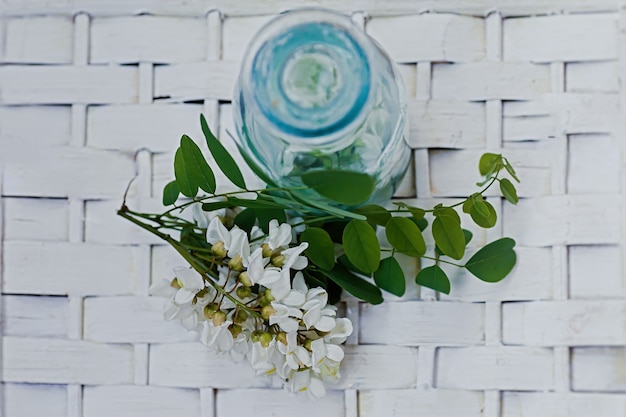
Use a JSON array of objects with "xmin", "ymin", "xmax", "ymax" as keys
[{"xmin": 244, "ymin": 10, "xmax": 372, "ymax": 142}]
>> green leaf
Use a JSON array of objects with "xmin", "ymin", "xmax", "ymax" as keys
[
  {"xmin": 354, "ymin": 204, "xmax": 392, "ymax": 226},
  {"xmin": 300, "ymin": 170, "xmax": 375, "ymax": 206},
  {"xmin": 432, "ymin": 215, "xmax": 466, "ymax": 260},
  {"xmin": 301, "ymin": 228, "xmax": 335, "ymax": 271},
  {"xmin": 465, "ymin": 237, "xmax": 517, "ymax": 282},
  {"xmin": 201, "ymin": 200, "xmax": 234, "ymax": 212},
  {"xmin": 227, "ymin": 197, "xmax": 286, "ymax": 209},
  {"xmin": 415, "ymin": 265, "xmax": 450, "ymax": 294},
  {"xmin": 463, "ymin": 229, "xmax": 473, "ymax": 245},
  {"xmin": 255, "ymin": 208, "xmax": 286, "ymax": 233},
  {"xmin": 409, "ymin": 217, "xmax": 428, "ymax": 232},
  {"xmin": 479, "ymin": 153, "xmax": 501, "ymax": 176},
  {"xmin": 162, "ymin": 180, "xmax": 179, "ymax": 206},
  {"xmin": 180, "ymin": 135, "xmax": 216, "ymax": 194},
  {"xmin": 174, "ymin": 147, "xmax": 196, "ymax": 197},
  {"xmin": 234, "ymin": 142, "xmax": 276, "ymax": 187},
  {"xmin": 472, "ymin": 198, "xmax": 490, "ymax": 218},
  {"xmin": 385, "ymin": 217, "xmax": 426, "ymax": 257},
  {"xmin": 433, "ymin": 205, "xmax": 461, "ymax": 224},
  {"xmin": 290, "ymin": 190, "xmax": 366, "ymax": 220},
  {"xmin": 342, "ymin": 219, "xmax": 380, "ymax": 273},
  {"xmin": 500, "ymin": 178, "xmax": 519, "ymax": 204},
  {"xmin": 337, "ymin": 253, "xmax": 367, "ymax": 275},
  {"xmin": 322, "ymin": 263, "xmax": 384, "ymax": 304},
  {"xmin": 503, "ymin": 158, "xmax": 520, "ymax": 183},
  {"xmin": 470, "ymin": 200, "xmax": 497, "ymax": 228},
  {"xmin": 233, "ymin": 208, "xmax": 256, "ymax": 233},
  {"xmin": 200, "ymin": 114, "xmax": 247, "ymax": 190},
  {"xmin": 374, "ymin": 256, "xmax": 406, "ymax": 297}
]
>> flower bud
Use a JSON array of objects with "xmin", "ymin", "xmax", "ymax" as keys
[
  {"xmin": 212, "ymin": 310, "xmax": 227, "ymax": 327},
  {"xmin": 228, "ymin": 255, "xmax": 244, "ymax": 271},
  {"xmin": 259, "ymin": 289, "xmax": 274, "ymax": 307},
  {"xmin": 234, "ymin": 309, "xmax": 248, "ymax": 324},
  {"xmin": 251, "ymin": 330, "xmax": 263, "ymax": 343},
  {"xmin": 211, "ymin": 241, "xmax": 227, "ymax": 258},
  {"xmin": 229, "ymin": 323, "xmax": 243, "ymax": 338},
  {"xmin": 270, "ymin": 254, "xmax": 285, "ymax": 267},
  {"xmin": 261, "ymin": 243, "xmax": 273, "ymax": 258},
  {"xmin": 276, "ymin": 331, "xmax": 288, "ymax": 345},
  {"xmin": 238, "ymin": 271, "xmax": 253, "ymax": 287},
  {"xmin": 236, "ymin": 286, "xmax": 252, "ymax": 299},
  {"xmin": 203, "ymin": 303, "xmax": 219, "ymax": 320},
  {"xmin": 259, "ymin": 332, "xmax": 273, "ymax": 348},
  {"xmin": 170, "ymin": 278, "xmax": 182, "ymax": 289},
  {"xmin": 261, "ymin": 305, "xmax": 276, "ymax": 320}
]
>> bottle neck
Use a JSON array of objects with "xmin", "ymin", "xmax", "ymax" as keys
[{"xmin": 244, "ymin": 16, "xmax": 372, "ymax": 144}]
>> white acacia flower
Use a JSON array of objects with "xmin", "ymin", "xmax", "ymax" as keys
[
  {"xmin": 249, "ymin": 340, "xmax": 277, "ymax": 375},
  {"xmin": 324, "ymin": 317, "xmax": 353, "ymax": 345},
  {"xmin": 301, "ymin": 288, "xmax": 337, "ymax": 331},
  {"xmin": 269, "ymin": 302, "xmax": 303, "ymax": 333},
  {"xmin": 201, "ymin": 320, "xmax": 234, "ymax": 353},
  {"xmin": 206, "ymin": 218, "xmax": 250, "ymax": 264},
  {"xmin": 285, "ymin": 369, "xmax": 326, "ymax": 399},
  {"xmin": 310, "ymin": 338, "xmax": 344, "ymax": 380},
  {"xmin": 173, "ymin": 267, "xmax": 205, "ymax": 305},
  {"xmin": 192, "ymin": 203, "xmax": 225, "ymax": 229},
  {"xmin": 267, "ymin": 219, "xmax": 293, "ymax": 249},
  {"xmin": 246, "ymin": 248, "xmax": 281, "ymax": 287},
  {"xmin": 277, "ymin": 332, "xmax": 311, "ymax": 371}
]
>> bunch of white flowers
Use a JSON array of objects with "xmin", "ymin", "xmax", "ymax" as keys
[{"xmin": 151, "ymin": 212, "xmax": 352, "ymax": 398}]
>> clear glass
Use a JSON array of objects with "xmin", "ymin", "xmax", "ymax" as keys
[{"xmin": 233, "ymin": 8, "xmax": 410, "ymax": 206}]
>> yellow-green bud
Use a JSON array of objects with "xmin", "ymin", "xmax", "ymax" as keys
[
  {"xmin": 238, "ymin": 271, "xmax": 253, "ymax": 287},
  {"xmin": 234, "ymin": 309, "xmax": 248, "ymax": 324},
  {"xmin": 212, "ymin": 310, "xmax": 227, "ymax": 327},
  {"xmin": 251, "ymin": 330, "xmax": 263, "ymax": 343},
  {"xmin": 276, "ymin": 331, "xmax": 288, "ymax": 345},
  {"xmin": 228, "ymin": 255, "xmax": 244, "ymax": 272},
  {"xmin": 211, "ymin": 241, "xmax": 227, "ymax": 258},
  {"xmin": 170, "ymin": 278, "xmax": 182, "ymax": 289},
  {"xmin": 261, "ymin": 305, "xmax": 276, "ymax": 320},
  {"xmin": 229, "ymin": 323, "xmax": 243, "ymax": 338},
  {"xmin": 259, "ymin": 332, "xmax": 273, "ymax": 348},
  {"xmin": 236, "ymin": 286, "xmax": 252, "ymax": 299},
  {"xmin": 271, "ymin": 254, "xmax": 285, "ymax": 267},
  {"xmin": 203, "ymin": 303, "xmax": 219, "ymax": 320},
  {"xmin": 261, "ymin": 243, "xmax": 273, "ymax": 258},
  {"xmin": 259, "ymin": 289, "xmax": 275, "ymax": 307}
]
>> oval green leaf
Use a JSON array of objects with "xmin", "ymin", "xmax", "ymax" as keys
[
  {"xmin": 162, "ymin": 180, "xmax": 179, "ymax": 206},
  {"xmin": 180, "ymin": 135, "xmax": 216, "ymax": 194},
  {"xmin": 301, "ymin": 227, "xmax": 335, "ymax": 271},
  {"xmin": 385, "ymin": 216, "xmax": 426, "ymax": 257},
  {"xmin": 354, "ymin": 204, "xmax": 392, "ymax": 226},
  {"xmin": 465, "ymin": 237, "xmax": 517, "ymax": 282},
  {"xmin": 342, "ymin": 219, "xmax": 380, "ymax": 273},
  {"xmin": 255, "ymin": 208, "xmax": 286, "ymax": 233},
  {"xmin": 500, "ymin": 178, "xmax": 519, "ymax": 204},
  {"xmin": 470, "ymin": 200, "xmax": 497, "ymax": 228},
  {"xmin": 233, "ymin": 208, "xmax": 256, "ymax": 233},
  {"xmin": 322, "ymin": 263, "xmax": 383, "ymax": 304},
  {"xmin": 201, "ymin": 114, "xmax": 247, "ymax": 190},
  {"xmin": 432, "ymin": 215, "xmax": 466, "ymax": 260},
  {"xmin": 416, "ymin": 265, "xmax": 450, "ymax": 294},
  {"xmin": 479, "ymin": 153, "xmax": 501, "ymax": 176},
  {"xmin": 174, "ymin": 147, "xmax": 196, "ymax": 197},
  {"xmin": 301, "ymin": 170, "xmax": 375, "ymax": 206},
  {"xmin": 374, "ymin": 256, "xmax": 406, "ymax": 297}
]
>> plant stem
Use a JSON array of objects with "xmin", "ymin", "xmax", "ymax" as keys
[
  {"xmin": 420, "ymin": 255, "xmax": 464, "ymax": 268},
  {"xmin": 117, "ymin": 207, "xmax": 262, "ymax": 319}
]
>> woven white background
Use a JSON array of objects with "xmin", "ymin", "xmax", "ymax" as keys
[{"xmin": 1, "ymin": 1, "xmax": 625, "ymax": 416}]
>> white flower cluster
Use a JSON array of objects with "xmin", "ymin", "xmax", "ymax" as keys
[{"xmin": 151, "ymin": 212, "xmax": 352, "ymax": 398}]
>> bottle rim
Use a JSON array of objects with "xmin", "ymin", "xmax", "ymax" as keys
[{"xmin": 238, "ymin": 8, "xmax": 375, "ymax": 146}]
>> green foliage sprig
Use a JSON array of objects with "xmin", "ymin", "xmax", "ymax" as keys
[{"xmin": 119, "ymin": 115, "xmax": 520, "ymax": 305}]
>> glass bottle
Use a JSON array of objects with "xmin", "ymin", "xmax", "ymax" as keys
[{"xmin": 232, "ymin": 8, "xmax": 410, "ymax": 206}]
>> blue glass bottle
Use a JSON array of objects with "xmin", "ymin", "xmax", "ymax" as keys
[{"xmin": 233, "ymin": 8, "xmax": 409, "ymax": 206}]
